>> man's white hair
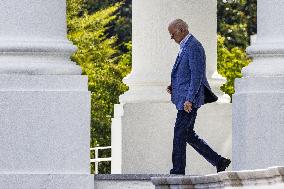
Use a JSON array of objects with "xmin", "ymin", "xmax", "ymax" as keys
[{"xmin": 169, "ymin": 19, "xmax": 189, "ymax": 31}]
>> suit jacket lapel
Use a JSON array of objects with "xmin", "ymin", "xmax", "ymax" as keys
[
  {"xmin": 172, "ymin": 35, "xmax": 194, "ymax": 71},
  {"xmin": 172, "ymin": 54, "xmax": 180, "ymax": 70},
  {"xmin": 173, "ymin": 50, "xmax": 186, "ymax": 70}
]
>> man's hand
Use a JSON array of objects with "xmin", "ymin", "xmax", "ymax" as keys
[
  {"xmin": 166, "ymin": 85, "xmax": 172, "ymax": 94},
  {"xmin": 184, "ymin": 101, "xmax": 192, "ymax": 113}
]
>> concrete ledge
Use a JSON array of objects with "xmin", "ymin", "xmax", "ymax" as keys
[
  {"xmin": 0, "ymin": 174, "xmax": 94, "ymax": 189},
  {"xmin": 95, "ymin": 174, "xmax": 161, "ymax": 180},
  {"xmin": 94, "ymin": 174, "xmax": 198, "ymax": 189},
  {"xmin": 151, "ymin": 166, "xmax": 284, "ymax": 189},
  {"xmin": 94, "ymin": 174, "xmax": 199, "ymax": 181}
]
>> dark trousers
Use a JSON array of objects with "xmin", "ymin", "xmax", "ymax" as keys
[{"xmin": 170, "ymin": 108, "xmax": 222, "ymax": 174}]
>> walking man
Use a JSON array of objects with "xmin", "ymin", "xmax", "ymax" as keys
[{"xmin": 167, "ymin": 19, "xmax": 231, "ymax": 175}]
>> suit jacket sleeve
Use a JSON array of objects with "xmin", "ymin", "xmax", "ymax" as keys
[{"xmin": 186, "ymin": 44, "xmax": 205, "ymax": 103}]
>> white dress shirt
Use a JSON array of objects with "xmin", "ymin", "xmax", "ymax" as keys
[{"xmin": 178, "ymin": 33, "xmax": 191, "ymax": 56}]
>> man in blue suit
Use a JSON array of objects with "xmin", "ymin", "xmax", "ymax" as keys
[{"xmin": 167, "ymin": 19, "xmax": 231, "ymax": 175}]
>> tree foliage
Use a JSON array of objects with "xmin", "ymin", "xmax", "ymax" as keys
[
  {"xmin": 66, "ymin": 0, "xmax": 131, "ymax": 173},
  {"xmin": 85, "ymin": 0, "xmax": 132, "ymax": 53},
  {"xmin": 217, "ymin": 0, "xmax": 256, "ymax": 99},
  {"xmin": 217, "ymin": 0, "xmax": 257, "ymax": 50},
  {"xmin": 217, "ymin": 35, "xmax": 251, "ymax": 98}
]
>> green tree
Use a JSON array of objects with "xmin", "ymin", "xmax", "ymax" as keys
[
  {"xmin": 217, "ymin": 0, "xmax": 256, "ymax": 99},
  {"xmin": 217, "ymin": 0, "xmax": 256, "ymax": 49},
  {"xmin": 67, "ymin": 0, "xmax": 131, "ymax": 173},
  {"xmin": 85, "ymin": 0, "xmax": 132, "ymax": 53},
  {"xmin": 217, "ymin": 35, "xmax": 251, "ymax": 99}
]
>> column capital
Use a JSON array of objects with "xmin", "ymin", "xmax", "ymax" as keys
[
  {"xmin": 244, "ymin": 0, "xmax": 284, "ymax": 77},
  {"xmin": 0, "ymin": 0, "xmax": 81, "ymax": 75}
]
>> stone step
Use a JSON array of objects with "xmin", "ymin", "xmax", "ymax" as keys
[
  {"xmin": 94, "ymin": 174, "xmax": 198, "ymax": 189},
  {"xmin": 152, "ymin": 166, "xmax": 284, "ymax": 189},
  {"xmin": 94, "ymin": 167, "xmax": 284, "ymax": 188}
]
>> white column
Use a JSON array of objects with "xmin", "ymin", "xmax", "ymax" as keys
[
  {"xmin": 233, "ymin": 0, "xmax": 284, "ymax": 170},
  {"xmin": 0, "ymin": 1, "xmax": 93, "ymax": 188},
  {"xmin": 112, "ymin": 0, "xmax": 232, "ymax": 175}
]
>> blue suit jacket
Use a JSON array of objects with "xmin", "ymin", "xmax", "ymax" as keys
[{"xmin": 171, "ymin": 35, "xmax": 218, "ymax": 110}]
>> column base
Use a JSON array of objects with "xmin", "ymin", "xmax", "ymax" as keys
[
  {"xmin": 233, "ymin": 77, "xmax": 284, "ymax": 171},
  {"xmin": 0, "ymin": 75, "xmax": 90, "ymax": 173},
  {"xmin": 111, "ymin": 102, "xmax": 232, "ymax": 175}
]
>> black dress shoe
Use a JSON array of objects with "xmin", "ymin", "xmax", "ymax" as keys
[
  {"xmin": 170, "ymin": 169, "xmax": 185, "ymax": 175},
  {"xmin": 216, "ymin": 158, "xmax": 231, "ymax": 173}
]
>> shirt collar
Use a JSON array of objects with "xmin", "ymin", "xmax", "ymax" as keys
[{"xmin": 180, "ymin": 33, "xmax": 191, "ymax": 49}]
